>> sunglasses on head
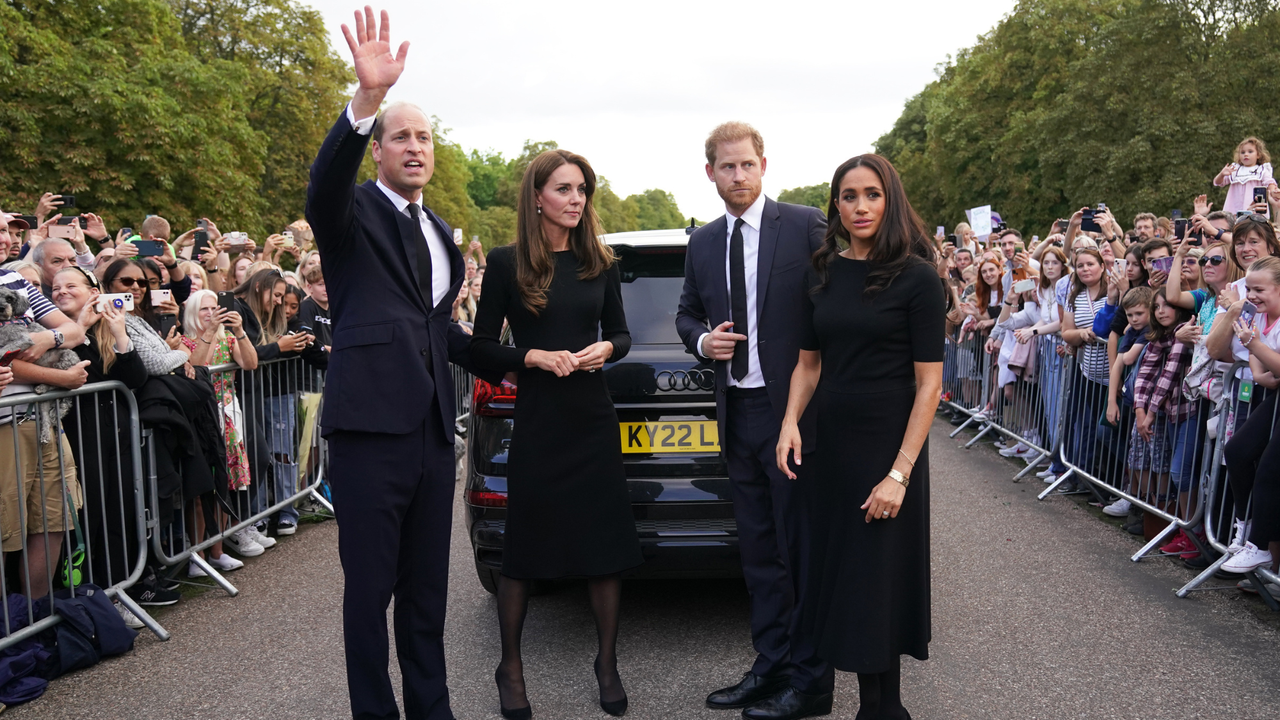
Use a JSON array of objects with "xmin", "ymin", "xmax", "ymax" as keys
[{"xmin": 1198, "ymin": 255, "xmax": 1226, "ymax": 267}]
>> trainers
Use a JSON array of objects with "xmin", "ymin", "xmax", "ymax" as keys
[
  {"xmin": 115, "ymin": 602, "xmax": 144, "ymax": 630},
  {"xmin": 276, "ymin": 521, "xmax": 297, "ymax": 536},
  {"xmin": 1222, "ymin": 543, "xmax": 1273, "ymax": 573},
  {"xmin": 127, "ymin": 583, "xmax": 180, "ymax": 606},
  {"xmin": 1227, "ymin": 519, "xmax": 1251, "ymax": 554},
  {"xmin": 1102, "ymin": 498, "xmax": 1132, "ymax": 517},
  {"xmin": 225, "ymin": 528, "xmax": 265, "ymax": 557},
  {"xmin": 999, "ymin": 443, "xmax": 1030, "ymax": 457},
  {"xmin": 247, "ymin": 525, "xmax": 277, "ymax": 549},
  {"xmin": 994, "ymin": 439, "xmax": 1013, "ymax": 450},
  {"xmin": 1238, "ymin": 578, "xmax": 1280, "ymax": 596},
  {"xmin": 188, "ymin": 560, "xmax": 207, "ymax": 578},
  {"xmin": 1160, "ymin": 531, "xmax": 1193, "ymax": 555},
  {"xmin": 1037, "ymin": 468, "xmax": 1057, "ymax": 480},
  {"xmin": 208, "ymin": 553, "xmax": 244, "ymax": 572}
]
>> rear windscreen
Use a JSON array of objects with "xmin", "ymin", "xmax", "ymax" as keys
[{"xmin": 616, "ymin": 246, "xmax": 685, "ymax": 345}]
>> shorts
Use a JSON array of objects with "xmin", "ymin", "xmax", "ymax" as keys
[{"xmin": 0, "ymin": 421, "xmax": 82, "ymax": 552}]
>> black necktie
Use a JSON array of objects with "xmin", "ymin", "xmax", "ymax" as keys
[
  {"xmin": 406, "ymin": 202, "xmax": 436, "ymax": 307},
  {"xmin": 728, "ymin": 217, "xmax": 749, "ymax": 381}
]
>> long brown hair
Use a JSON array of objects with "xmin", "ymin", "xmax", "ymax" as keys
[
  {"xmin": 514, "ymin": 150, "xmax": 614, "ymax": 314},
  {"xmin": 812, "ymin": 154, "xmax": 935, "ymax": 297},
  {"xmin": 234, "ymin": 268, "xmax": 287, "ymax": 344},
  {"xmin": 1068, "ymin": 248, "xmax": 1108, "ymax": 312},
  {"xmin": 975, "ymin": 259, "xmax": 1002, "ymax": 313}
]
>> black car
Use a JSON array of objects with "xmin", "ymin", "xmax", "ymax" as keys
[{"xmin": 463, "ymin": 228, "xmax": 738, "ymax": 593}]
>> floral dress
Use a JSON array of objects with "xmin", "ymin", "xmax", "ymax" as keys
[{"xmin": 182, "ymin": 333, "xmax": 252, "ymax": 491}]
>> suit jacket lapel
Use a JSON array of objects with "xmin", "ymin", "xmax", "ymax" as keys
[
  {"xmin": 757, "ymin": 197, "xmax": 781, "ymax": 310},
  {"xmin": 425, "ymin": 207, "xmax": 465, "ymax": 317},
  {"xmin": 706, "ymin": 215, "xmax": 730, "ymax": 320}
]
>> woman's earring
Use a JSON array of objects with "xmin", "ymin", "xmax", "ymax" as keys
[{"xmin": 537, "ymin": 207, "xmax": 542, "ymax": 214}]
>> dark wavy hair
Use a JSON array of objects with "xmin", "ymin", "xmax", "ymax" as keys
[{"xmin": 812, "ymin": 154, "xmax": 935, "ymax": 297}]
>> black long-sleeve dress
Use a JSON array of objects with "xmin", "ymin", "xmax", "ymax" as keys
[
  {"xmin": 797, "ymin": 257, "xmax": 944, "ymax": 673},
  {"xmin": 470, "ymin": 246, "xmax": 642, "ymax": 579}
]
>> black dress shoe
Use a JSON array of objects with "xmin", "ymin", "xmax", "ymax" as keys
[
  {"xmin": 706, "ymin": 672, "xmax": 790, "ymax": 710},
  {"xmin": 742, "ymin": 686, "xmax": 833, "ymax": 720}
]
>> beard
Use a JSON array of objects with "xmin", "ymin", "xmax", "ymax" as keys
[{"xmin": 717, "ymin": 181, "xmax": 762, "ymax": 213}]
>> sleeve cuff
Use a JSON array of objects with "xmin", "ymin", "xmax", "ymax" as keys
[
  {"xmin": 346, "ymin": 103, "xmax": 376, "ymax": 136},
  {"xmin": 75, "ymin": 251, "xmax": 95, "ymax": 270},
  {"xmin": 694, "ymin": 332, "xmax": 710, "ymax": 360}
]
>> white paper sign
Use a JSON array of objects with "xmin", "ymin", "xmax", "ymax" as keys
[{"xmin": 966, "ymin": 205, "xmax": 993, "ymax": 240}]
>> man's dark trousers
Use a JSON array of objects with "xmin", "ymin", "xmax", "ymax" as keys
[
  {"xmin": 330, "ymin": 399, "xmax": 455, "ymax": 720},
  {"xmin": 726, "ymin": 386, "xmax": 832, "ymax": 694}
]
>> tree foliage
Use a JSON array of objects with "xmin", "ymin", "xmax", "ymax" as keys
[
  {"xmin": 778, "ymin": 183, "xmax": 830, "ymax": 210},
  {"xmin": 874, "ymin": 0, "xmax": 1280, "ymax": 233}
]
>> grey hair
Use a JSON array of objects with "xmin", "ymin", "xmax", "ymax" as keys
[
  {"xmin": 373, "ymin": 102, "xmax": 430, "ymax": 145},
  {"xmin": 31, "ymin": 239, "xmax": 74, "ymax": 265}
]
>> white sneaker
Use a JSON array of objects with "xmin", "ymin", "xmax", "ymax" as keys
[
  {"xmin": 208, "ymin": 553, "xmax": 244, "ymax": 572},
  {"xmin": 188, "ymin": 560, "xmax": 207, "ymax": 578},
  {"xmin": 276, "ymin": 521, "xmax": 297, "ymax": 536},
  {"xmin": 994, "ymin": 439, "xmax": 1013, "ymax": 450},
  {"xmin": 1228, "ymin": 519, "xmax": 1252, "ymax": 554},
  {"xmin": 1036, "ymin": 468, "xmax": 1057, "ymax": 479},
  {"xmin": 1102, "ymin": 498, "xmax": 1132, "ymax": 517},
  {"xmin": 225, "ymin": 528, "xmax": 265, "ymax": 557},
  {"xmin": 999, "ymin": 443, "xmax": 1030, "ymax": 457},
  {"xmin": 1222, "ymin": 542, "xmax": 1274, "ymax": 574},
  {"xmin": 248, "ymin": 525, "xmax": 277, "ymax": 549},
  {"xmin": 1025, "ymin": 452, "xmax": 1049, "ymax": 467},
  {"xmin": 116, "ymin": 601, "xmax": 144, "ymax": 630}
]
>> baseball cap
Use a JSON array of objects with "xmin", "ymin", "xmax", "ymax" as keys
[{"xmin": 0, "ymin": 211, "xmax": 28, "ymax": 230}]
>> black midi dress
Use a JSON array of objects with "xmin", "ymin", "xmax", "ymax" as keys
[
  {"xmin": 797, "ymin": 256, "xmax": 945, "ymax": 673},
  {"xmin": 470, "ymin": 245, "xmax": 643, "ymax": 579}
]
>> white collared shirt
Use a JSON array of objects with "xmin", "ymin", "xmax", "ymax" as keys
[
  {"xmin": 697, "ymin": 193, "xmax": 767, "ymax": 388},
  {"xmin": 347, "ymin": 104, "xmax": 451, "ymax": 308}
]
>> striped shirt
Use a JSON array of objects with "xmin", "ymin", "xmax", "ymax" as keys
[
  {"xmin": 0, "ymin": 268, "xmax": 57, "ymax": 322},
  {"xmin": 1070, "ymin": 290, "xmax": 1109, "ymax": 384}
]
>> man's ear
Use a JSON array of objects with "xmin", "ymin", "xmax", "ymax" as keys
[{"xmin": 371, "ymin": 141, "xmax": 382, "ymax": 166}]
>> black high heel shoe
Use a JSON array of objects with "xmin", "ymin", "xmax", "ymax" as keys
[
  {"xmin": 494, "ymin": 668, "xmax": 532, "ymax": 720},
  {"xmin": 594, "ymin": 656, "xmax": 628, "ymax": 717}
]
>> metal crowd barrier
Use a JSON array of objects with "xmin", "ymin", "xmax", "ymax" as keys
[
  {"xmin": 146, "ymin": 356, "xmax": 330, "ymax": 598},
  {"xmin": 0, "ymin": 382, "xmax": 164, "ymax": 651},
  {"xmin": 1177, "ymin": 364, "xmax": 1279, "ymax": 608},
  {"xmin": 451, "ymin": 363, "xmax": 473, "ymax": 433}
]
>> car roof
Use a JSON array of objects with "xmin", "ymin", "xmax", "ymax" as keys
[{"xmin": 601, "ymin": 227, "xmax": 700, "ymax": 248}]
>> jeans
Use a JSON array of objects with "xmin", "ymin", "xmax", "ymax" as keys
[
  {"xmin": 1064, "ymin": 371, "xmax": 1107, "ymax": 478},
  {"xmin": 248, "ymin": 393, "xmax": 300, "ymax": 525},
  {"xmin": 1038, "ymin": 343, "xmax": 1067, "ymax": 473},
  {"xmin": 1168, "ymin": 412, "xmax": 1201, "ymax": 493}
]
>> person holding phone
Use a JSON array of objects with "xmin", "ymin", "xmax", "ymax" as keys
[
  {"xmin": 471, "ymin": 149, "xmax": 640, "ymax": 719},
  {"xmin": 775, "ymin": 154, "xmax": 943, "ymax": 720},
  {"xmin": 1205, "ymin": 215, "xmax": 1280, "ymax": 362},
  {"xmin": 99, "ymin": 259, "xmax": 194, "ymax": 378},
  {"xmin": 1214, "ymin": 137, "xmax": 1278, "ymax": 214}
]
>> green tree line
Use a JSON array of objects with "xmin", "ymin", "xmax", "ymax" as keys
[
  {"xmin": 0, "ymin": 0, "xmax": 684, "ymax": 246},
  {"xmin": 873, "ymin": 0, "xmax": 1280, "ymax": 233}
]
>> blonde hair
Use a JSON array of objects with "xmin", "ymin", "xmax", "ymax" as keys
[
  {"xmin": 181, "ymin": 261, "xmax": 208, "ymax": 290},
  {"xmin": 1237, "ymin": 136, "xmax": 1272, "ymax": 165},
  {"xmin": 704, "ymin": 121, "xmax": 764, "ymax": 166},
  {"xmin": 1249, "ymin": 255, "xmax": 1280, "ymax": 286},
  {"xmin": 182, "ymin": 289, "xmax": 225, "ymax": 344}
]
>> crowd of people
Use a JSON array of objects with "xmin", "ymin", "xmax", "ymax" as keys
[
  {"xmin": 0, "ymin": 194, "xmax": 343, "ymax": 633},
  {"xmin": 938, "ymin": 135, "xmax": 1280, "ymax": 594}
]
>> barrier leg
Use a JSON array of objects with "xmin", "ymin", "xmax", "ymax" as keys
[
  {"xmin": 1012, "ymin": 452, "xmax": 1048, "ymax": 482},
  {"xmin": 308, "ymin": 486, "xmax": 335, "ymax": 514},
  {"xmin": 1038, "ymin": 468, "xmax": 1077, "ymax": 500},
  {"xmin": 113, "ymin": 590, "xmax": 170, "ymax": 640},
  {"xmin": 963, "ymin": 421, "xmax": 995, "ymax": 448},
  {"xmin": 1131, "ymin": 520, "xmax": 1179, "ymax": 562},
  {"xmin": 187, "ymin": 552, "xmax": 239, "ymax": 597},
  {"xmin": 1176, "ymin": 554, "xmax": 1232, "ymax": 597}
]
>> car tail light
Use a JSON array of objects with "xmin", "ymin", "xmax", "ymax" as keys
[
  {"xmin": 467, "ymin": 490, "xmax": 508, "ymax": 507},
  {"xmin": 474, "ymin": 377, "xmax": 517, "ymax": 417}
]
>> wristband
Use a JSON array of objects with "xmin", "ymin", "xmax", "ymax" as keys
[
  {"xmin": 1033, "ymin": 328, "xmax": 1039, "ymax": 335},
  {"xmin": 1214, "ymin": 228, "xmax": 1225, "ymax": 241},
  {"xmin": 888, "ymin": 468, "xmax": 910, "ymax": 488}
]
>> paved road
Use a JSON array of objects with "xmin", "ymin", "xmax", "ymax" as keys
[{"xmin": 17, "ymin": 419, "xmax": 1280, "ymax": 719}]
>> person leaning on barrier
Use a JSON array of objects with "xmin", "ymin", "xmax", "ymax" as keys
[
  {"xmin": 99, "ymin": 259, "xmax": 193, "ymax": 379},
  {"xmin": 0, "ymin": 221, "xmax": 89, "ymax": 601},
  {"xmin": 1059, "ymin": 248, "xmax": 1112, "ymax": 487},
  {"xmin": 49, "ymin": 266, "xmax": 149, "ymax": 599},
  {"xmin": 1205, "ymin": 215, "xmax": 1280, "ymax": 363},
  {"xmin": 181, "ymin": 289, "xmax": 257, "ymax": 568},
  {"xmin": 1221, "ymin": 255, "xmax": 1280, "ymax": 574}
]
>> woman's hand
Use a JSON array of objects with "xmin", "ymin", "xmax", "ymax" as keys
[
  {"xmin": 164, "ymin": 325, "xmax": 182, "ymax": 350},
  {"xmin": 182, "ymin": 361, "xmax": 196, "ymax": 380},
  {"xmin": 1013, "ymin": 327, "xmax": 1036, "ymax": 344},
  {"xmin": 277, "ymin": 331, "xmax": 313, "ymax": 353},
  {"xmin": 1234, "ymin": 318, "xmax": 1256, "ymax": 347},
  {"xmin": 1080, "ymin": 329, "xmax": 1098, "ymax": 345},
  {"xmin": 1106, "ymin": 399, "xmax": 1120, "ymax": 425},
  {"xmin": 1175, "ymin": 317, "xmax": 1200, "ymax": 345},
  {"xmin": 776, "ymin": 422, "xmax": 803, "ymax": 480},
  {"xmin": 526, "ymin": 349, "xmax": 579, "ymax": 377},
  {"xmin": 222, "ymin": 310, "xmax": 244, "ymax": 334},
  {"xmin": 572, "ymin": 341, "xmax": 613, "ymax": 372},
  {"xmin": 76, "ymin": 299, "xmax": 101, "ymax": 330},
  {"xmin": 861, "ymin": 477, "xmax": 907, "ymax": 523},
  {"xmin": 0, "ymin": 364, "xmax": 12, "ymax": 389}
]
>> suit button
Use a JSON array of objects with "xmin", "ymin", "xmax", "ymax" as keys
[
  {"xmin": 720, "ymin": 388, "xmax": 726, "ymax": 395},
  {"xmin": 421, "ymin": 348, "xmax": 429, "ymax": 356}
]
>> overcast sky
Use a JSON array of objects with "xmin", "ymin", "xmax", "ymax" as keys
[{"xmin": 303, "ymin": 1, "xmax": 1018, "ymax": 223}]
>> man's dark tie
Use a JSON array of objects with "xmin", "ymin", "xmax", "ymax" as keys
[
  {"xmin": 407, "ymin": 202, "xmax": 435, "ymax": 307},
  {"xmin": 729, "ymin": 217, "xmax": 749, "ymax": 381}
]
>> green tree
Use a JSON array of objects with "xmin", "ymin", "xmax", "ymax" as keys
[
  {"xmin": 169, "ymin": 0, "xmax": 354, "ymax": 236},
  {"xmin": 0, "ymin": 0, "xmax": 265, "ymax": 234},
  {"xmin": 778, "ymin": 183, "xmax": 830, "ymax": 210},
  {"xmin": 596, "ymin": 178, "xmax": 638, "ymax": 234},
  {"xmin": 623, "ymin": 189, "xmax": 685, "ymax": 230}
]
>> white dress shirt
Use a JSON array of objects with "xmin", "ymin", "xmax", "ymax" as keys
[
  {"xmin": 697, "ymin": 193, "xmax": 767, "ymax": 389},
  {"xmin": 347, "ymin": 104, "xmax": 452, "ymax": 308}
]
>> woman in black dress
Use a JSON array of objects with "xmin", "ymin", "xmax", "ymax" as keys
[
  {"xmin": 776, "ymin": 154, "xmax": 944, "ymax": 720},
  {"xmin": 471, "ymin": 149, "xmax": 642, "ymax": 719}
]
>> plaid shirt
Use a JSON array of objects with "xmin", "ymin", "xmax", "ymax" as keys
[{"xmin": 1132, "ymin": 331, "xmax": 1195, "ymax": 422}]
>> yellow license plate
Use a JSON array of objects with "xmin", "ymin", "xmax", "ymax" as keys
[{"xmin": 620, "ymin": 421, "xmax": 720, "ymax": 454}]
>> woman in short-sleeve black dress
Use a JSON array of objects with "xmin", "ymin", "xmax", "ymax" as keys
[
  {"xmin": 777, "ymin": 155, "xmax": 944, "ymax": 720},
  {"xmin": 471, "ymin": 149, "xmax": 641, "ymax": 719}
]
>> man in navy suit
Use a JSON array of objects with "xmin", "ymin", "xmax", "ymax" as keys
[
  {"xmin": 676, "ymin": 123, "xmax": 834, "ymax": 720},
  {"xmin": 305, "ymin": 9, "xmax": 495, "ymax": 720}
]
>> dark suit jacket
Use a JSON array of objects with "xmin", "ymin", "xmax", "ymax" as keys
[
  {"xmin": 676, "ymin": 197, "xmax": 826, "ymax": 452},
  {"xmin": 305, "ymin": 111, "xmax": 489, "ymax": 440}
]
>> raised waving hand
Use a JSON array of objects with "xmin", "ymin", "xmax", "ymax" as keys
[{"xmin": 343, "ymin": 6, "xmax": 410, "ymax": 119}]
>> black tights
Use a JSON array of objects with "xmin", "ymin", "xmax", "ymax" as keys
[
  {"xmin": 495, "ymin": 573, "xmax": 625, "ymax": 710},
  {"xmin": 855, "ymin": 655, "xmax": 910, "ymax": 720}
]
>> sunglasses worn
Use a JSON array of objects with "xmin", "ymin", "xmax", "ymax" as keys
[
  {"xmin": 1198, "ymin": 255, "xmax": 1227, "ymax": 267},
  {"xmin": 115, "ymin": 277, "xmax": 143, "ymax": 288}
]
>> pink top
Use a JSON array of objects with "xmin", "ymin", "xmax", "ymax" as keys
[{"xmin": 1214, "ymin": 162, "xmax": 1276, "ymax": 213}]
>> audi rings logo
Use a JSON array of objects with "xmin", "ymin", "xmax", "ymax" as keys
[{"xmin": 656, "ymin": 369, "xmax": 716, "ymax": 392}]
